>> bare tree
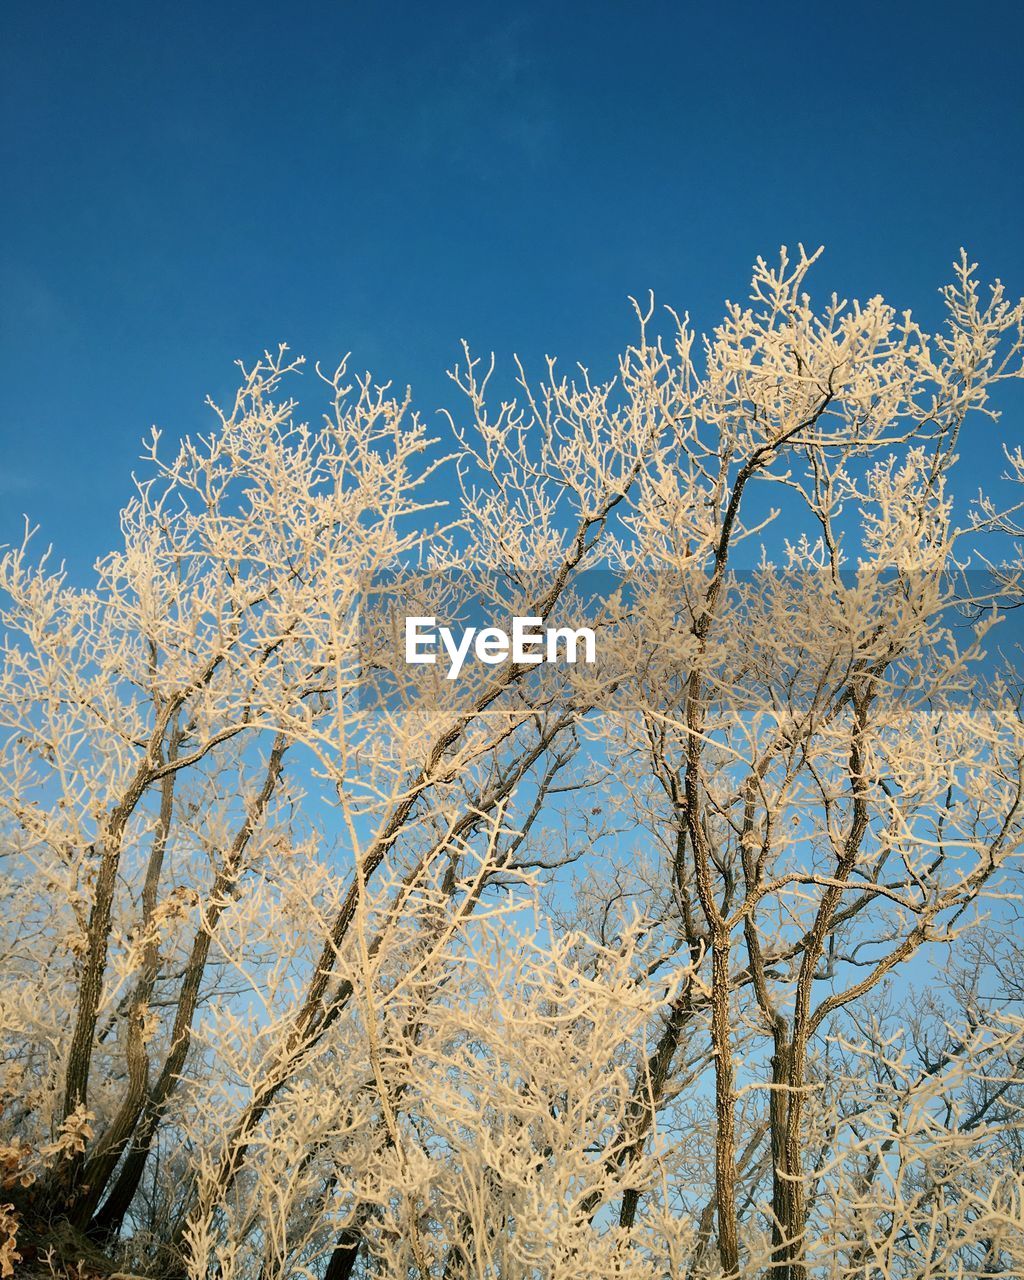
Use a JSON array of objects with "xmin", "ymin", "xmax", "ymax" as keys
[{"xmin": 2, "ymin": 249, "xmax": 1024, "ymax": 1279}]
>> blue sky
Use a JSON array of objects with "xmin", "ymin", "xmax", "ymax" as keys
[{"xmin": 2, "ymin": 0, "xmax": 1022, "ymax": 573}]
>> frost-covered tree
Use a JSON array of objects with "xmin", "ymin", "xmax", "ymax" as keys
[{"xmin": 2, "ymin": 249, "xmax": 1024, "ymax": 1279}]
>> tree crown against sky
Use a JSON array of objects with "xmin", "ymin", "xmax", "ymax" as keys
[
  {"xmin": 3, "ymin": 2, "xmax": 1023, "ymax": 567},
  {"xmin": 2, "ymin": 249, "xmax": 1024, "ymax": 1278}
]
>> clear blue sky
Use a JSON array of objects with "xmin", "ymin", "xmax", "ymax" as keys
[{"xmin": 2, "ymin": 0, "xmax": 1022, "ymax": 573}]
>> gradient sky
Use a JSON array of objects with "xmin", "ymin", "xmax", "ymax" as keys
[{"xmin": 2, "ymin": 0, "xmax": 1022, "ymax": 575}]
